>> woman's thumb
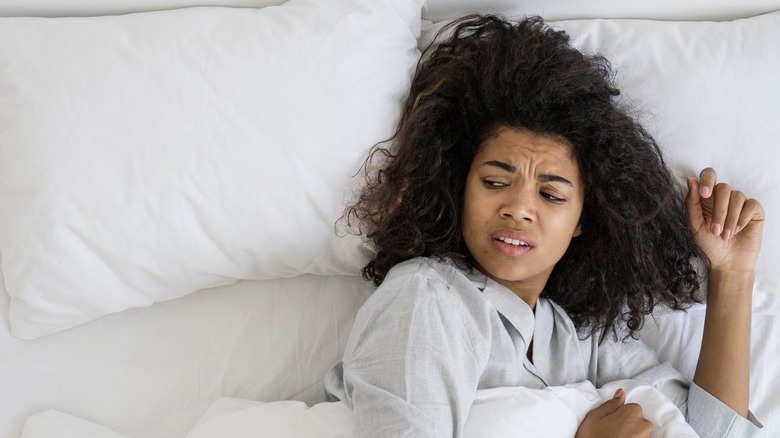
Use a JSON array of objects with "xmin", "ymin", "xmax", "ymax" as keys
[{"xmin": 593, "ymin": 388, "xmax": 626, "ymax": 416}]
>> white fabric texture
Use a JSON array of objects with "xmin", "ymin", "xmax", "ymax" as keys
[
  {"xmin": 16, "ymin": 382, "xmax": 696, "ymax": 438},
  {"xmin": 421, "ymin": 12, "xmax": 780, "ymax": 314},
  {"xmin": 0, "ymin": 273, "xmax": 373, "ymax": 438},
  {"xmin": 421, "ymin": 0, "xmax": 780, "ymax": 21},
  {"xmin": 2, "ymin": 0, "xmax": 778, "ymax": 20},
  {"xmin": 21, "ymin": 410, "xmax": 130, "ymax": 438},
  {"xmin": 0, "ymin": 0, "xmax": 422, "ymax": 339},
  {"xmin": 182, "ymin": 381, "xmax": 695, "ymax": 438},
  {"xmin": 8, "ymin": 279, "xmax": 780, "ymax": 437}
]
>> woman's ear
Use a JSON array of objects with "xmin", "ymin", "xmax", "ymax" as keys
[{"xmin": 572, "ymin": 223, "xmax": 582, "ymax": 237}]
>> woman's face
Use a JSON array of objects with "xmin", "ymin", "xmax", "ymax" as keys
[{"xmin": 462, "ymin": 127, "xmax": 584, "ymax": 305}]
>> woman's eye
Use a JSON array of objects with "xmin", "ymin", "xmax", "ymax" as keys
[
  {"xmin": 541, "ymin": 192, "xmax": 565, "ymax": 202},
  {"xmin": 483, "ymin": 179, "xmax": 507, "ymax": 188}
]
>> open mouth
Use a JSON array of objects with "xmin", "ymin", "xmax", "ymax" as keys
[{"xmin": 495, "ymin": 236, "xmax": 530, "ymax": 247}]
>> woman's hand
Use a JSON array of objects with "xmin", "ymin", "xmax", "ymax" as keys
[
  {"xmin": 687, "ymin": 167, "xmax": 762, "ymax": 417},
  {"xmin": 685, "ymin": 167, "xmax": 764, "ymax": 274},
  {"xmin": 575, "ymin": 388, "xmax": 652, "ymax": 438}
]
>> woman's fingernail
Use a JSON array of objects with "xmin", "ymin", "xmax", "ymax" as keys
[
  {"xmin": 723, "ymin": 229, "xmax": 732, "ymax": 240},
  {"xmin": 614, "ymin": 388, "xmax": 624, "ymax": 399},
  {"xmin": 700, "ymin": 186, "xmax": 711, "ymax": 197},
  {"xmin": 712, "ymin": 223, "xmax": 723, "ymax": 236}
]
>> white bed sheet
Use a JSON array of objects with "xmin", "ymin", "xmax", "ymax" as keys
[
  {"xmin": 0, "ymin": 271, "xmax": 371, "ymax": 438},
  {"xmin": 8, "ymin": 294, "xmax": 779, "ymax": 437},
  {"xmin": 181, "ymin": 380, "xmax": 697, "ymax": 438},
  {"xmin": 4, "ymin": 267, "xmax": 780, "ymax": 437}
]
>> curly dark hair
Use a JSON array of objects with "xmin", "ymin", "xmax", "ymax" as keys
[{"xmin": 344, "ymin": 15, "xmax": 703, "ymax": 339}]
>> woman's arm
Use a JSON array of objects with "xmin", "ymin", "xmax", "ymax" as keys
[
  {"xmin": 694, "ymin": 270, "xmax": 753, "ymax": 416},
  {"xmin": 685, "ymin": 167, "xmax": 764, "ymax": 417},
  {"xmin": 580, "ymin": 167, "xmax": 764, "ymax": 437}
]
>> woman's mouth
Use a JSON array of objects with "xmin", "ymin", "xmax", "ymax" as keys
[
  {"xmin": 492, "ymin": 232, "xmax": 534, "ymax": 256},
  {"xmin": 495, "ymin": 236, "xmax": 530, "ymax": 247}
]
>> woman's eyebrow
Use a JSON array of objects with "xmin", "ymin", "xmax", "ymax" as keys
[
  {"xmin": 481, "ymin": 160, "xmax": 516, "ymax": 173},
  {"xmin": 538, "ymin": 174, "xmax": 573, "ymax": 186},
  {"xmin": 481, "ymin": 160, "xmax": 573, "ymax": 186}
]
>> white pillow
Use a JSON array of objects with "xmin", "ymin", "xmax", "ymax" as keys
[
  {"xmin": 182, "ymin": 381, "xmax": 696, "ymax": 437},
  {"xmin": 421, "ymin": 0, "xmax": 780, "ymax": 22},
  {"xmin": 0, "ymin": 0, "xmax": 422, "ymax": 339},
  {"xmin": 422, "ymin": 12, "xmax": 780, "ymax": 313}
]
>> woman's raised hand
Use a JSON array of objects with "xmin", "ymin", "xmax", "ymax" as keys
[{"xmin": 685, "ymin": 167, "xmax": 764, "ymax": 274}]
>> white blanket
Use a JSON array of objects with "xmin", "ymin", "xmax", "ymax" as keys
[
  {"xmin": 185, "ymin": 380, "xmax": 698, "ymax": 438},
  {"xmin": 23, "ymin": 380, "xmax": 696, "ymax": 438}
]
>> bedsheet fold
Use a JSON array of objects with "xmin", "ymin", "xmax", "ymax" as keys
[{"xmin": 22, "ymin": 380, "xmax": 696, "ymax": 438}]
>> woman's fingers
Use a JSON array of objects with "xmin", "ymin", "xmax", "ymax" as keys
[
  {"xmin": 688, "ymin": 167, "xmax": 763, "ymax": 240},
  {"xmin": 685, "ymin": 177, "xmax": 703, "ymax": 231},
  {"xmin": 593, "ymin": 394, "xmax": 625, "ymax": 417},
  {"xmin": 707, "ymin": 182, "xmax": 732, "ymax": 238},
  {"xmin": 576, "ymin": 392, "xmax": 652, "ymax": 438},
  {"xmin": 706, "ymin": 185, "xmax": 759, "ymax": 240},
  {"xmin": 698, "ymin": 167, "xmax": 717, "ymax": 198},
  {"xmin": 686, "ymin": 168, "xmax": 764, "ymax": 272},
  {"xmin": 736, "ymin": 198, "xmax": 763, "ymax": 233},
  {"xmin": 722, "ymin": 190, "xmax": 747, "ymax": 240},
  {"xmin": 692, "ymin": 171, "xmax": 762, "ymax": 241}
]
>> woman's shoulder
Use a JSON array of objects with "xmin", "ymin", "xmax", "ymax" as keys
[
  {"xmin": 384, "ymin": 256, "xmax": 468, "ymax": 284},
  {"xmin": 377, "ymin": 257, "xmax": 479, "ymax": 295},
  {"xmin": 367, "ymin": 256, "xmax": 492, "ymax": 317},
  {"xmin": 355, "ymin": 256, "xmax": 498, "ymax": 358}
]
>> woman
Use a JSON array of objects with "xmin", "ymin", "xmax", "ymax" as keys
[{"xmin": 325, "ymin": 15, "xmax": 763, "ymax": 437}]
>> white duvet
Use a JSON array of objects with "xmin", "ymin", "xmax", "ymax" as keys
[{"xmin": 22, "ymin": 380, "xmax": 696, "ymax": 438}]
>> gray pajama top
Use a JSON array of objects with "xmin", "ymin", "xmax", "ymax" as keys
[{"xmin": 325, "ymin": 257, "xmax": 762, "ymax": 437}]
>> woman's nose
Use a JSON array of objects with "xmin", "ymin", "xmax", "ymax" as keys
[{"xmin": 499, "ymin": 187, "xmax": 536, "ymax": 222}]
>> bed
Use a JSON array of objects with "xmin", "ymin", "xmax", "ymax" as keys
[{"xmin": 1, "ymin": 0, "xmax": 779, "ymax": 436}]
